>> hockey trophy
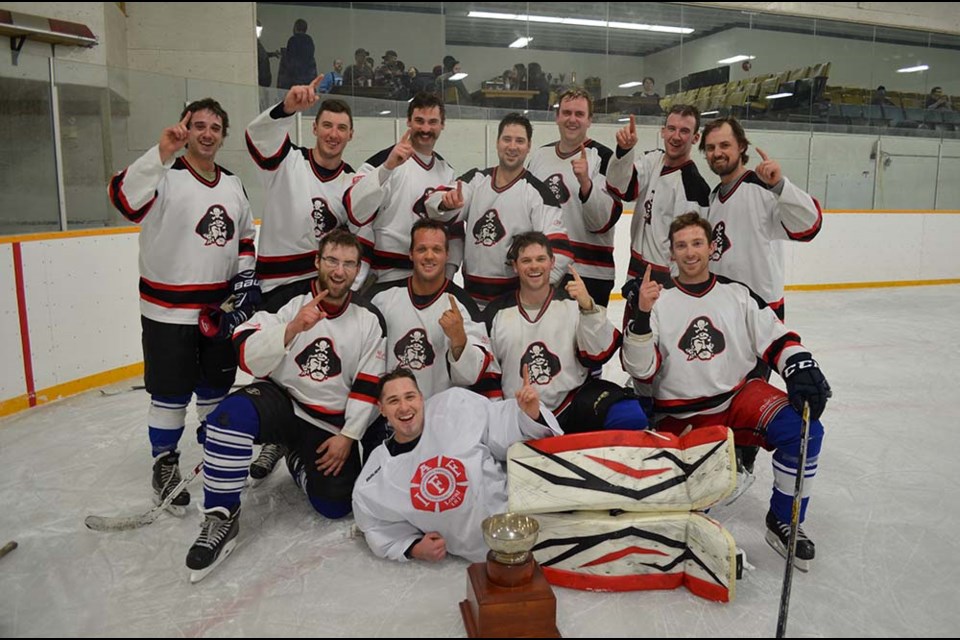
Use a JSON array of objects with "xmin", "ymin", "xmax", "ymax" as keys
[{"xmin": 459, "ymin": 513, "xmax": 560, "ymax": 637}]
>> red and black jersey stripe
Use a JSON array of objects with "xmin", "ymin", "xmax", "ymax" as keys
[
  {"xmin": 108, "ymin": 170, "xmax": 156, "ymax": 223},
  {"xmin": 349, "ymin": 372, "xmax": 380, "ymax": 405},
  {"xmin": 570, "ymin": 240, "xmax": 615, "ymax": 269},
  {"xmin": 464, "ymin": 274, "xmax": 519, "ymax": 303},
  {"xmin": 139, "ymin": 277, "xmax": 228, "ymax": 309},
  {"xmin": 256, "ymin": 251, "xmax": 317, "ymax": 281},
  {"xmin": 654, "ymin": 381, "xmax": 745, "ymax": 416}
]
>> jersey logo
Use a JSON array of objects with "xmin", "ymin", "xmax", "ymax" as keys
[
  {"xmin": 294, "ymin": 337, "xmax": 343, "ymax": 381},
  {"xmin": 545, "ymin": 173, "xmax": 570, "ymax": 204},
  {"xmin": 678, "ymin": 316, "xmax": 726, "ymax": 361},
  {"xmin": 311, "ymin": 197, "xmax": 338, "ymax": 239},
  {"xmin": 410, "ymin": 455, "xmax": 468, "ymax": 513},
  {"xmin": 473, "ymin": 209, "xmax": 506, "ymax": 247},
  {"xmin": 195, "ymin": 204, "xmax": 235, "ymax": 247},
  {"xmin": 395, "ymin": 328, "xmax": 436, "ymax": 370},
  {"xmin": 521, "ymin": 342, "xmax": 562, "ymax": 385},
  {"xmin": 642, "ymin": 189, "xmax": 655, "ymax": 226},
  {"xmin": 412, "ymin": 187, "xmax": 437, "ymax": 219},
  {"xmin": 710, "ymin": 221, "xmax": 731, "ymax": 261}
]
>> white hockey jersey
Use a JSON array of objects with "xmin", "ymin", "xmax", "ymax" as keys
[
  {"xmin": 621, "ymin": 274, "xmax": 806, "ymax": 421},
  {"xmin": 344, "ymin": 147, "xmax": 462, "ymax": 284},
  {"xmin": 526, "ymin": 140, "xmax": 623, "ymax": 282},
  {"xmin": 483, "ymin": 289, "xmax": 621, "ymax": 416},
  {"xmin": 370, "ymin": 279, "xmax": 501, "ymax": 399},
  {"xmin": 233, "ymin": 280, "xmax": 387, "ymax": 439},
  {"xmin": 108, "ymin": 145, "xmax": 256, "ymax": 325},
  {"xmin": 245, "ymin": 103, "xmax": 371, "ymax": 292},
  {"xmin": 423, "ymin": 168, "xmax": 573, "ymax": 307},
  {"xmin": 707, "ymin": 171, "xmax": 822, "ymax": 311},
  {"xmin": 618, "ymin": 150, "xmax": 711, "ymax": 281},
  {"xmin": 352, "ymin": 387, "xmax": 561, "ymax": 562}
]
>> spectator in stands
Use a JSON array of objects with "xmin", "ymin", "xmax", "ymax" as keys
[
  {"xmin": 277, "ymin": 18, "xmax": 317, "ymax": 89},
  {"xmin": 375, "ymin": 50, "xmax": 406, "ymax": 99},
  {"xmin": 343, "ymin": 47, "xmax": 374, "ymax": 88},
  {"xmin": 925, "ymin": 86, "xmax": 953, "ymax": 111},
  {"xmin": 439, "ymin": 55, "xmax": 471, "ymax": 105},
  {"xmin": 256, "ymin": 21, "xmax": 280, "ymax": 89},
  {"xmin": 633, "ymin": 76, "xmax": 662, "ymax": 115},
  {"xmin": 318, "ymin": 59, "xmax": 344, "ymax": 94},
  {"xmin": 528, "ymin": 62, "xmax": 550, "ymax": 111},
  {"xmin": 871, "ymin": 86, "xmax": 894, "ymax": 106}
]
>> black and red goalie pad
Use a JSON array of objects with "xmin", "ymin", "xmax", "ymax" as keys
[
  {"xmin": 507, "ymin": 426, "xmax": 738, "ymax": 601},
  {"xmin": 507, "ymin": 426, "xmax": 735, "ymax": 514}
]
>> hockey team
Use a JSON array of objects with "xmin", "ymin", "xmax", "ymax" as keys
[{"xmin": 109, "ymin": 78, "xmax": 832, "ymax": 583}]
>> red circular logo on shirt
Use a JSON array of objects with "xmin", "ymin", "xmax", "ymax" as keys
[{"xmin": 410, "ymin": 455, "xmax": 468, "ymax": 513}]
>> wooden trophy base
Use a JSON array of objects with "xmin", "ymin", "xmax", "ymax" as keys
[{"xmin": 459, "ymin": 554, "xmax": 560, "ymax": 638}]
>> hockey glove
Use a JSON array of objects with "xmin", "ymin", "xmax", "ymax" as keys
[
  {"xmin": 228, "ymin": 269, "xmax": 262, "ymax": 311},
  {"xmin": 198, "ymin": 304, "xmax": 253, "ymax": 341},
  {"xmin": 782, "ymin": 352, "xmax": 832, "ymax": 421}
]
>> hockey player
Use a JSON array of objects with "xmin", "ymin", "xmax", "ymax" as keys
[
  {"xmin": 371, "ymin": 219, "xmax": 500, "ymax": 400},
  {"xmin": 621, "ymin": 213, "xmax": 832, "ymax": 571},
  {"xmin": 352, "ymin": 367, "xmax": 561, "ymax": 563},
  {"xmin": 185, "ymin": 229, "xmax": 386, "ymax": 582},
  {"xmin": 526, "ymin": 89, "xmax": 624, "ymax": 307},
  {"xmin": 699, "ymin": 116, "xmax": 823, "ymax": 475},
  {"xmin": 483, "ymin": 233, "xmax": 646, "ymax": 433},
  {"xmin": 343, "ymin": 92, "xmax": 462, "ymax": 290},
  {"xmin": 421, "ymin": 113, "xmax": 573, "ymax": 308},
  {"xmin": 246, "ymin": 74, "xmax": 369, "ymax": 313},
  {"xmin": 108, "ymin": 98, "xmax": 257, "ymax": 517},
  {"xmin": 606, "ymin": 106, "xmax": 712, "ymax": 284},
  {"xmin": 699, "ymin": 116, "xmax": 822, "ymax": 320},
  {"xmin": 245, "ymin": 75, "xmax": 370, "ymax": 482}
]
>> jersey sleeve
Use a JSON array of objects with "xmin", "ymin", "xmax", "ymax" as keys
[
  {"xmin": 581, "ymin": 145, "xmax": 624, "ymax": 233},
  {"xmin": 232, "ymin": 301, "xmax": 301, "ymax": 377},
  {"xmin": 236, "ymin": 184, "xmax": 257, "ymax": 273},
  {"xmin": 481, "ymin": 395, "xmax": 561, "ymax": 461},
  {"xmin": 575, "ymin": 304, "xmax": 622, "ymax": 368},
  {"xmin": 341, "ymin": 311, "xmax": 387, "ymax": 440},
  {"xmin": 343, "ymin": 153, "xmax": 391, "ymax": 227},
  {"xmin": 769, "ymin": 177, "xmax": 823, "ymax": 243},
  {"xmin": 605, "ymin": 145, "xmax": 639, "ymax": 201},
  {"xmin": 621, "ymin": 313, "xmax": 663, "ymax": 384},
  {"xmin": 107, "ymin": 144, "xmax": 173, "ymax": 223},
  {"xmin": 352, "ymin": 461, "xmax": 423, "ymax": 562},
  {"xmin": 244, "ymin": 103, "xmax": 296, "ymax": 176}
]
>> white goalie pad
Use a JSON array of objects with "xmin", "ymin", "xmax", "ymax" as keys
[
  {"xmin": 508, "ymin": 426, "xmax": 736, "ymax": 514},
  {"xmin": 531, "ymin": 511, "xmax": 737, "ymax": 602}
]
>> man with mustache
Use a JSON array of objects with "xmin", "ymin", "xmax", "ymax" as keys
[{"xmin": 344, "ymin": 92, "xmax": 462, "ymax": 293}]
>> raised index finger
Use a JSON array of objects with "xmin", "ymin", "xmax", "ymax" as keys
[
  {"xmin": 755, "ymin": 147, "xmax": 770, "ymax": 162},
  {"xmin": 629, "ymin": 114, "xmax": 636, "ymax": 134},
  {"xmin": 521, "ymin": 363, "xmax": 530, "ymax": 385},
  {"xmin": 569, "ymin": 264, "xmax": 584, "ymax": 282},
  {"xmin": 308, "ymin": 74, "xmax": 324, "ymax": 92},
  {"xmin": 642, "ymin": 264, "xmax": 652, "ymax": 285},
  {"xmin": 580, "ymin": 145, "xmax": 587, "ymax": 160},
  {"xmin": 448, "ymin": 293, "xmax": 460, "ymax": 312},
  {"xmin": 312, "ymin": 289, "xmax": 329, "ymax": 306},
  {"xmin": 401, "ymin": 128, "xmax": 413, "ymax": 144},
  {"xmin": 179, "ymin": 111, "xmax": 192, "ymax": 127}
]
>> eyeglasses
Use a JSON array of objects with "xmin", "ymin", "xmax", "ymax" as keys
[{"xmin": 320, "ymin": 256, "xmax": 360, "ymax": 271}]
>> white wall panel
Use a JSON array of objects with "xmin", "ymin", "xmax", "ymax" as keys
[{"xmin": 20, "ymin": 234, "xmax": 140, "ymax": 391}]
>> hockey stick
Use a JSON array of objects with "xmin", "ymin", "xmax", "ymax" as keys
[
  {"xmin": 775, "ymin": 401, "xmax": 811, "ymax": 638},
  {"xmin": 84, "ymin": 462, "xmax": 202, "ymax": 532},
  {"xmin": 99, "ymin": 384, "xmax": 243, "ymax": 397}
]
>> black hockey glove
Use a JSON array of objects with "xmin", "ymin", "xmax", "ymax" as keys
[
  {"xmin": 228, "ymin": 269, "xmax": 262, "ymax": 311},
  {"xmin": 782, "ymin": 352, "xmax": 832, "ymax": 421}
]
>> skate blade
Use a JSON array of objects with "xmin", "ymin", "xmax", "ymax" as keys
[
  {"xmin": 765, "ymin": 530, "xmax": 811, "ymax": 572},
  {"xmin": 189, "ymin": 538, "xmax": 237, "ymax": 584}
]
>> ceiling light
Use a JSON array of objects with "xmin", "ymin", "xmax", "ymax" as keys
[
  {"xmin": 897, "ymin": 64, "xmax": 929, "ymax": 73},
  {"xmin": 617, "ymin": 117, "xmax": 631, "ymax": 122},
  {"xmin": 700, "ymin": 110, "xmax": 720, "ymax": 116},
  {"xmin": 449, "ymin": 72, "xmax": 468, "ymax": 81},
  {"xmin": 256, "ymin": 25, "xmax": 263, "ymax": 38},
  {"xmin": 379, "ymin": 110, "xmax": 391, "ymax": 115},
  {"xmin": 468, "ymin": 11, "xmax": 693, "ymax": 34},
  {"xmin": 717, "ymin": 54, "xmax": 755, "ymax": 65},
  {"xmin": 619, "ymin": 81, "xmax": 643, "ymax": 88},
  {"xmin": 509, "ymin": 37, "xmax": 533, "ymax": 48},
  {"xmin": 766, "ymin": 92, "xmax": 793, "ymax": 99}
]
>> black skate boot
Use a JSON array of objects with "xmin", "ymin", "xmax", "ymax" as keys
[
  {"xmin": 152, "ymin": 451, "xmax": 190, "ymax": 516},
  {"xmin": 765, "ymin": 509, "xmax": 815, "ymax": 572},
  {"xmin": 249, "ymin": 443, "xmax": 288, "ymax": 484},
  {"xmin": 186, "ymin": 505, "xmax": 240, "ymax": 583}
]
